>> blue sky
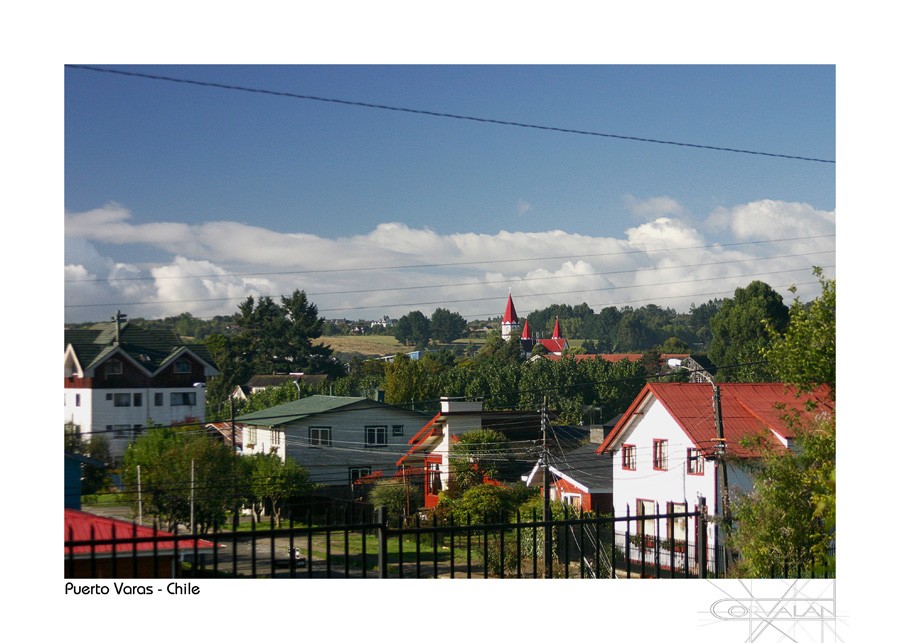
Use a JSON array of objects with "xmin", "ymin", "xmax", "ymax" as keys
[{"xmin": 65, "ymin": 64, "xmax": 835, "ymax": 323}]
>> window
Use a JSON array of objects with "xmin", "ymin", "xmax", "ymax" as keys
[
  {"xmin": 271, "ymin": 429, "xmax": 281, "ymax": 446},
  {"xmin": 636, "ymin": 499, "xmax": 657, "ymax": 540},
  {"xmin": 427, "ymin": 462, "xmax": 442, "ymax": 495},
  {"xmin": 392, "ymin": 424, "xmax": 404, "ymax": 437},
  {"xmin": 170, "ymin": 392, "xmax": 197, "ymax": 406},
  {"xmin": 621, "ymin": 444, "xmax": 636, "ymax": 470},
  {"xmin": 106, "ymin": 359, "xmax": 123, "ymax": 375},
  {"xmin": 113, "ymin": 393, "xmax": 131, "ymax": 407},
  {"xmin": 109, "ymin": 424, "xmax": 134, "ymax": 439},
  {"xmin": 365, "ymin": 425, "xmax": 387, "ymax": 447},
  {"xmin": 349, "ymin": 467, "xmax": 371, "ymax": 484},
  {"xmin": 154, "ymin": 392, "xmax": 164, "ymax": 406},
  {"xmin": 174, "ymin": 358, "xmax": 192, "ymax": 374},
  {"xmin": 667, "ymin": 501, "xmax": 687, "ymax": 544},
  {"xmin": 247, "ymin": 427, "xmax": 257, "ymax": 447},
  {"xmin": 687, "ymin": 448, "xmax": 704, "ymax": 475},
  {"xmin": 75, "ymin": 394, "xmax": 81, "ymax": 407},
  {"xmin": 309, "ymin": 427, "xmax": 332, "ymax": 447},
  {"xmin": 653, "ymin": 439, "xmax": 668, "ymax": 470},
  {"xmin": 133, "ymin": 393, "xmax": 143, "ymax": 407}
]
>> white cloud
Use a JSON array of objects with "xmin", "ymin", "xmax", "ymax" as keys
[
  {"xmin": 705, "ymin": 199, "xmax": 835, "ymax": 240},
  {"xmin": 64, "ymin": 199, "xmax": 836, "ymax": 323},
  {"xmin": 624, "ymin": 195, "xmax": 684, "ymax": 219}
]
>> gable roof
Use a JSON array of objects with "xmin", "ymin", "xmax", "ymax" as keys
[
  {"xmin": 526, "ymin": 443, "xmax": 613, "ymax": 493},
  {"xmin": 236, "ymin": 395, "xmax": 424, "ymax": 428},
  {"xmin": 598, "ymin": 382, "xmax": 832, "ymax": 459},
  {"xmin": 235, "ymin": 395, "xmax": 371, "ymax": 427},
  {"xmin": 65, "ymin": 321, "xmax": 218, "ymax": 377}
]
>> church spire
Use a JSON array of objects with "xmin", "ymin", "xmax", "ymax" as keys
[{"xmin": 501, "ymin": 293, "xmax": 519, "ymax": 340}]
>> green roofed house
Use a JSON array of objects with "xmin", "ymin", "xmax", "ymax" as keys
[
  {"xmin": 64, "ymin": 312, "xmax": 220, "ymax": 462},
  {"xmin": 236, "ymin": 395, "xmax": 427, "ymax": 496}
]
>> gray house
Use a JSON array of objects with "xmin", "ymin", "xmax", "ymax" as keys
[{"xmin": 236, "ymin": 395, "xmax": 427, "ymax": 494}]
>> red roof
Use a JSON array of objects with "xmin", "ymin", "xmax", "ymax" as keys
[
  {"xmin": 521, "ymin": 319, "xmax": 531, "ymax": 340},
  {"xmin": 64, "ymin": 509, "xmax": 215, "ymax": 556},
  {"xmin": 598, "ymin": 382, "xmax": 832, "ymax": 459},
  {"xmin": 551, "ymin": 318, "xmax": 562, "ymax": 339},
  {"xmin": 353, "ymin": 470, "xmax": 384, "ymax": 485},
  {"xmin": 537, "ymin": 338, "xmax": 567, "ymax": 354},
  {"xmin": 502, "ymin": 294, "xmax": 518, "ymax": 324}
]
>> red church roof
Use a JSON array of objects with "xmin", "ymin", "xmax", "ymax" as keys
[
  {"xmin": 551, "ymin": 318, "xmax": 562, "ymax": 339},
  {"xmin": 502, "ymin": 294, "xmax": 518, "ymax": 324},
  {"xmin": 521, "ymin": 319, "xmax": 531, "ymax": 340}
]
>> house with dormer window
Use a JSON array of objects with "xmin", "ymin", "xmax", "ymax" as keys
[{"xmin": 64, "ymin": 312, "xmax": 220, "ymax": 462}]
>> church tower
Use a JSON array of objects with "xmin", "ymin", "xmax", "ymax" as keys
[{"xmin": 501, "ymin": 293, "xmax": 519, "ymax": 340}]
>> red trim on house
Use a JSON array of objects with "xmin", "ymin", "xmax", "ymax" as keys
[{"xmin": 396, "ymin": 412, "xmax": 443, "ymax": 466}]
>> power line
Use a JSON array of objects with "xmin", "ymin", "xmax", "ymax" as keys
[
  {"xmin": 67, "ymin": 65, "xmax": 836, "ymax": 165},
  {"xmin": 64, "ymin": 234, "xmax": 835, "ymax": 284},
  {"xmin": 63, "ymin": 253, "xmax": 834, "ymax": 312}
]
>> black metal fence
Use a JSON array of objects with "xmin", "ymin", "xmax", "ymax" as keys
[{"xmin": 65, "ymin": 506, "xmax": 833, "ymax": 580}]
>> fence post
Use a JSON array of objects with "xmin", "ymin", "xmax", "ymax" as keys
[{"xmin": 376, "ymin": 506, "xmax": 389, "ymax": 579}]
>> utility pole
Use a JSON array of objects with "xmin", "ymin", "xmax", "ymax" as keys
[
  {"xmin": 711, "ymin": 383, "xmax": 732, "ymax": 573},
  {"xmin": 190, "ymin": 459, "xmax": 195, "ymax": 534},
  {"xmin": 137, "ymin": 464, "xmax": 143, "ymax": 525},
  {"xmin": 542, "ymin": 397, "xmax": 552, "ymax": 578},
  {"xmin": 667, "ymin": 358, "xmax": 732, "ymax": 572}
]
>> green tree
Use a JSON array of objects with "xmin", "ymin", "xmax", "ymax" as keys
[
  {"xmin": 122, "ymin": 425, "xmax": 238, "ymax": 533},
  {"xmin": 709, "ymin": 281, "xmax": 789, "ymax": 381},
  {"xmin": 450, "ymin": 429, "xmax": 511, "ymax": 492},
  {"xmin": 764, "ymin": 268, "xmax": 835, "ymax": 398},
  {"xmin": 660, "ymin": 336, "xmax": 690, "ymax": 353},
  {"xmin": 430, "ymin": 308, "xmax": 468, "ymax": 344},
  {"xmin": 367, "ymin": 478, "xmax": 423, "ymax": 524},
  {"xmin": 394, "ymin": 310, "xmax": 432, "ymax": 349},
  {"xmin": 729, "ymin": 415, "xmax": 835, "ymax": 577},
  {"xmin": 204, "ymin": 290, "xmax": 336, "ymax": 416},
  {"xmin": 243, "ymin": 453, "xmax": 313, "ymax": 526}
]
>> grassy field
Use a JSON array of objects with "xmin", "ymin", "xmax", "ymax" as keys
[
  {"xmin": 322, "ymin": 334, "xmax": 490, "ymax": 359},
  {"xmin": 321, "ymin": 335, "xmax": 406, "ymax": 357}
]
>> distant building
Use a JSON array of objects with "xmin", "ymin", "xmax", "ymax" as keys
[
  {"xmin": 501, "ymin": 293, "xmax": 519, "ymax": 340},
  {"xmin": 64, "ymin": 312, "xmax": 219, "ymax": 462}
]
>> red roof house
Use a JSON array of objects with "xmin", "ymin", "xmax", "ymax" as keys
[
  {"xmin": 597, "ymin": 382, "xmax": 832, "ymax": 572},
  {"xmin": 64, "ymin": 509, "xmax": 216, "ymax": 578}
]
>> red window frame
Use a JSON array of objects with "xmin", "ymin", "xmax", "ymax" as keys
[
  {"xmin": 621, "ymin": 444, "xmax": 637, "ymax": 470},
  {"xmin": 653, "ymin": 439, "xmax": 668, "ymax": 471},
  {"xmin": 686, "ymin": 448, "xmax": 704, "ymax": 475}
]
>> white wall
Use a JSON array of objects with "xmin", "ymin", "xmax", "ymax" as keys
[{"xmin": 65, "ymin": 385, "xmax": 206, "ymax": 460}]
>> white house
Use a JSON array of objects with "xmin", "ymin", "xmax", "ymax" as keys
[
  {"xmin": 396, "ymin": 398, "xmax": 486, "ymax": 508},
  {"xmin": 597, "ymin": 382, "xmax": 832, "ymax": 574},
  {"xmin": 64, "ymin": 315, "xmax": 219, "ymax": 462},
  {"xmin": 235, "ymin": 395, "xmax": 427, "ymax": 494}
]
